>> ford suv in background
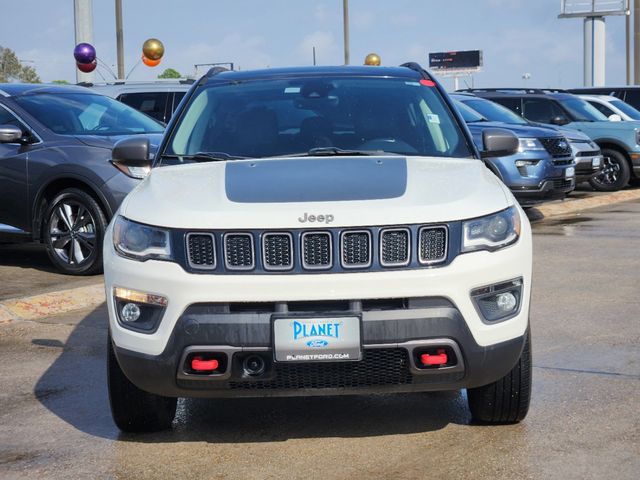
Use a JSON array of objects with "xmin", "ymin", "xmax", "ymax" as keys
[
  {"xmin": 453, "ymin": 93, "xmax": 601, "ymax": 186},
  {"xmin": 104, "ymin": 64, "xmax": 533, "ymax": 432},
  {"xmin": 85, "ymin": 80, "xmax": 193, "ymax": 124},
  {"xmin": 452, "ymin": 95, "xmax": 575, "ymax": 205},
  {"xmin": 460, "ymin": 88, "xmax": 640, "ymax": 191}
]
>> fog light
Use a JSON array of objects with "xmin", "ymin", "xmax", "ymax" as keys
[
  {"xmin": 496, "ymin": 292, "xmax": 517, "ymax": 312},
  {"xmin": 121, "ymin": 303, "xmax": 141, "ymax": 322},
  {"xmin": 471, "ymin": 278, "xmax": 523, "ymax": 323}
]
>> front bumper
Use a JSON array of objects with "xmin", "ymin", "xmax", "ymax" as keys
[
  {"xmin": 511, "ymin": 177, "xmax": 575, "ymax": 206},
  {"xmin": 574, "ymin": 154, "xmax": 602, "ymax": 181},
  {"xmin": 105, "ymin": 213, "xmax": 532, "ymax": 398}
]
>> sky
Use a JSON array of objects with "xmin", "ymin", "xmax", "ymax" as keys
[{"xmin": 0, "ymin": 0, "xmax": 631, "ymax": 90}]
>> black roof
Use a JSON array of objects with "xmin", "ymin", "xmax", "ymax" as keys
[
  {"xmin": 203, "ymin": 65, "xmax": 426, "ymax": 83},
  {"xmin": 457, "ymin": 88, "xmax": 575, "ymax": 100},
  {"xmin": 0, "ymin": 83, "xmax": 95, "ymax": 97}
]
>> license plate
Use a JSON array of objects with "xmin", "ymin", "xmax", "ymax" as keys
[
  {"xmin": 565, "ymin": 166, "xmax": 575, "ymax": 179},
  {"xmin": 592, "ymin": 156, "xmax": 602, "ymax": 168},
  {"xmin": 273, "ymin": 316, "xmax": 362, "ymax": 362}
]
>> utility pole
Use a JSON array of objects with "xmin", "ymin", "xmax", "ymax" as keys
[
  {"xmin": 115, "ymin": 0, "xmax": 125, "ymax": 79},
  {"xmin": 343, "ymin": 0, "xmax": 350, "ymax": 65},
  {"xmin": 73, "ymin": 0, "xmax": 94, "ymax": 83},
  {"xmin": 627, "ymin": 8, "xmax": 632, "ymax": 84},
  {"xmin": 635, "ymin": 0, "xmax": 640, "ymax": 84}
]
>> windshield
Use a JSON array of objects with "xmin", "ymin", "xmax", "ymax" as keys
[
  {"xmin": 560, "ymin": 97, "xmax": 608, "ymax": 122},
  {"xmin": 454, "ymin": 99, "xmax": 485, "ymax": 123},
  {"xmin": 610, "ymin": 99, "xmax": 640, "ymax": 120},
  {"xmin": 164, "ymin": 76, "xmax": 474, "ymax": 162},
  {"xmin": 14, "ymin": 93, "xmax": 164, "ymax": 136},
  {"xmin": 461, "ymin": 98, "xmax": 528, "ymax": 125}
]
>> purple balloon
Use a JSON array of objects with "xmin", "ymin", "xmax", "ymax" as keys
[{"xmin": 73, "ymin": 43, "xmax": 96, "ymax": 64}]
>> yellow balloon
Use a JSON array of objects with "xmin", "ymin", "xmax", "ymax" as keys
[
  {"xmin": 364, "ymin": 53, "xmax": 381, "ymax": 66},
  {"xmin": 142, "ymin": 38, "xmax": 164, "ymax": 61}
]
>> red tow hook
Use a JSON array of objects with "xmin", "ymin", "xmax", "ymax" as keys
[
  {"xmin": 420, "ymin": 349, "xmax": 448, "ymax": 366},
  {"xmin": 191, "ymin": 356, "xmax": 219, "ymax": 372}
]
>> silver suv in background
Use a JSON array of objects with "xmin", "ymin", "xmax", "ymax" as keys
[{"xmin": 83, "ymin": 80, "xmax": 193, "ymax": 124}]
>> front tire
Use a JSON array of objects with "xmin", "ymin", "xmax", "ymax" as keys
[
  {"xmin": 107, "ymin": 335, "xmax": 177, "ymax": 433},
  {"xmin": 43, "ymin": 188, "xmax": 107, "ymax": 275},
  {"xmin": 467, "ymin": 329, "xmax": 532, "ymax": 424},
  {"xmin": 589, "ymin": 149, "xmax": 630, "ymax": 192}
]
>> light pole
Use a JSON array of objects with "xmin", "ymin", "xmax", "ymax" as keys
[
  {"xmin": 115, "ymin": 0, "xmax": 125, "ymax": 79},
  {"xmin": 343, "ymin": 0, "xmax": 350, "ymax": 65},
  {"xmin": 73, "ymin": 0, "xmax": 94, "ymax": 83}
]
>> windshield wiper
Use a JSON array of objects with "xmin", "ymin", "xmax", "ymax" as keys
[
  {"xmin": 163, "ymin": 152, "xmax": 249, "ymax": 162},
  {"xmin": 278, "ymin": 147, "xmax": 390, "ymax": 157}
]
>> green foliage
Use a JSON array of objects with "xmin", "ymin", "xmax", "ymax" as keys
[
  {"xmin": 157, "ymin": 68, "xmax": 181, "ymax": 79},
  {"xmin": 51, "ymin": 80, "xmax": 70, "ymax": 84},
  {"xmin": 0, "ymin": 46, "xmax": 41, "ymax": 83}
]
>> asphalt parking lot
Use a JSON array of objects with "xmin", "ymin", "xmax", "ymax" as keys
[{"xmin": 0, "ymin": 198, "xmax": 638, "ymax": 479}]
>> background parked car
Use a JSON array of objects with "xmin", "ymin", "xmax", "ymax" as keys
[
  {"xmin": 0, "ymin": 83, "xmax": 164, "ymax": 275},
  {"xmin": 452, "ymin": 96, "xmax": 575, "ymax": 206},
  {"xmin": 568, "ymin": 86, "xmax": 640, "ymax": 111},
  {"xmin": 453, "ymin": 93, "xmax": 602, "ymax": 186},
  {"xmin": 577, "ymin": 94, "xmax": 640, "ymax": 122},
  {"xmin": 460, "ymin": 88, "xmax": 640, "ymax": 191},
  {"xmin": 84, "ymin": 80, "xmax": 193, "ymax": 124}
]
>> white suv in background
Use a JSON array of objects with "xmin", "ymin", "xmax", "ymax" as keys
[
  {"xmin": 104, "ymin": 64, "xmax": 533, "ymax": 432},
  {"xmin": 578, "ymin": 94, "xmax": 640, "ymax": 122},
  {"xmin": 84, "ymin": 80, "xmax": 192, "ymax": 124}
]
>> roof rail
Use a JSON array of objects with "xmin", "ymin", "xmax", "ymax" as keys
[
  {"xmin": 457, "ymin": 88, "xmax": 548, "ymax": 94},
  {"xmin": 399, "ymin": 62, "xmax": 434, "ymax": 80},
  {"xmin": 205, "ymin": 66, "xmax": 230, "ymax": 77}
]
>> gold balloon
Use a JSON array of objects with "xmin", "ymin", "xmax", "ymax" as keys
[
  {"xmin": 364, "ymin": 53, "xmax": 381, "ymax": 66},
  {"xmin": 142, "ymin": 38, "xmax": 164, "ymax": 61}
]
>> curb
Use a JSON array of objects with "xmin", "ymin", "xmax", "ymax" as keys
[
  {"xmin": 528, "ymin": 188, "xmax": 640, "ymax": 221},
  {"xmin": 0, "ymin": 284, "xmax": 105, "ymax": 324}
]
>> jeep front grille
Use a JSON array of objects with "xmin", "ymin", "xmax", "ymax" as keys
[
  {"xmin": 302, "ymin": 232, "xmax": 332, "ymax": 269},
  {"xmin": 262, "ymin": 233, "xmax": 293, "ymax": 270},
  {"xmin": 418, "ymin": 226, "xmax": 447, "ymax": 264},
  {"xmin": 183, "ymin": 223, "xmax": 451, "ymax": 273},
  {"xmin": 224, "ymin": 233, "xmax": 254, "ymax": 270},
  {"xmin": 186, "ymin": 233, "xmax": 216, "ymax": 269},
  {"xmin": 341, "ymin": 231, "xmax": 371, "ymax": 268},
  {"xmin": 538, "ymin": 137, "xmax": 572, "ymax": 158},
  {"xmin": 380, "ymin": 228, "xmax": 410, "ymax": 266}
]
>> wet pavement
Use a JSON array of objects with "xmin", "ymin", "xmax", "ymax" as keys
[
  {"xmin": 0, "ymin": 200, "xmax": 639, "ymax": 479},
  {"xmin": 0, "ymin": 244, "xmax": 101, "ymax": 301}
]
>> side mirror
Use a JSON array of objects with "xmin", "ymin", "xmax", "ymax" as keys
[
  {"xmin": 110, "ymin": 136, "xmax": 151, "ymax": 179},
  {"xmin": 481, "ymin": 128, "xmax": 519, "ymax": 158},
  {"xmin": 550, "ymin": 115, "xmax": 569, "ymax": 126},
  {"xmin": 0, "ymin": 124, "xmax": 23, "ymax": 143},
  {"xmin": 608, "ymin": 114, "xmax": 622, "ymax": 122}
]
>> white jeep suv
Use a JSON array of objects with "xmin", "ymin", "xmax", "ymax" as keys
[{"xmin": 105, "ymin": 64, "xmax": 532, "ymax": 432}]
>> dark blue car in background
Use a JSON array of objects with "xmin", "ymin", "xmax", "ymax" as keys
[{"xmin": 452, "ymin": 95, "xmax": 575, "ymax": 206}]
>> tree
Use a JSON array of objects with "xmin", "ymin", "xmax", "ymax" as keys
[
  {"xmin": 0, "ymin": 46, "xmax": 41, "ymax": 83},
  {"xmin": 157, "ymin": 68, "xmax": 181, "ymax": 79},
  {"xmin": 51, "ymin": 80, "xmax": 70, "ymax": 84}
]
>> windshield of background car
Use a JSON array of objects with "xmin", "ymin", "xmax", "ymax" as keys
[
  {"xmin": 559, "ymin": 97, "xmax": 609, "ymax": 122},
  {"xmin": 462, "ymin": 98, "xmax": 528, "ymax": 125},
  {"xmin": 454, "ymin": 99, "xmax": 485, "ymax": 123},
  {"xmin": 164, "ymin": 76, "xmax": 475, "ymax": 162},
  {"xmin": 14, "ymin": 93, "xmax": 164, "ymax": 136},
  {"xmin": 610, "ymin": 99, "xmax": 640, "ymax": 120}
]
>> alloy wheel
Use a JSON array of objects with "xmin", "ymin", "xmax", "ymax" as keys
[
  {"xmin": 49, "ymin": 201, "xmax": 97, "ymax": 265},
  {"xmin": 592, "ymin": 156, "xmax": 620, "ymax": 186}
]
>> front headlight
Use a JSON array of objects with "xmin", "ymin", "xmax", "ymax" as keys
[
  {"xmin": 462, "ymin": 206, "xmax": 521, "ymax": 253},
  {"xmin": 113, "ymin": 216, "xmax": 172, "ymax": 261},
  {"xmin": 518, "ymin": 138, "xmax": 545, "ymax": 152}
]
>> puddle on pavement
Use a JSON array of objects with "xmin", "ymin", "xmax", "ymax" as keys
[{"xmin": 532, "ymin": 215, "xmax": 596, "ymax": 236}]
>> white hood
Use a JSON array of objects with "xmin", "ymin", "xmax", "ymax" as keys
[{"xmin": 121, "ymin": 156, "xmax": 511, "ymax": 229}]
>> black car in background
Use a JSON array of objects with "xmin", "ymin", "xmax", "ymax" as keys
[{"xmin": 0, "ymin": 84, "xmax": 163, "ymax": 275}]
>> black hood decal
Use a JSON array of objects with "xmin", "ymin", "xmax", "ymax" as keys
[{"xmin": 225, "ymin": 157, "xmax": 407, "ymax": 203}]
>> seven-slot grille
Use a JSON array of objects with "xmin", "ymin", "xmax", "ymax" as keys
[
  {"xmin": 185, "ymin": 226, "xmax": 449, "ymax": 272},
  {"xmin": 262, "ymin": 233, "xmax": 293, "ymax": 270},
  {"xmin": 302, "ymin": 232, "xmax": 332, "ymax": 269},
  {"xmin": 341, "ymin": 231, "xmax": 372, "ymax": 268},
  {"xmin": 380, "ymin": 228, "xmax": 410, "ymax": 266},
  {"xmin": 224, "ymin": 233, "xmax": 254, "ymax": 270},
  {"xmin": 538, "ymin": 137, "xmax": 572, "ymax": 158},
  {"xmin": 418, "ymin": 226, "xmax": 448, "ymax": 264},
  {"xmin": 186, "ymin": 233, "xmax": 216, "ymax": 269}
]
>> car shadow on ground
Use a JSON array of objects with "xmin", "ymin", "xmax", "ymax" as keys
[
  {"xmin": 34, "ymin": 305, "xmax": 472, "ymax": 443},
  {"xmin": 0, "ymin": 243, "xmax": 59, "ymax": 273}
]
